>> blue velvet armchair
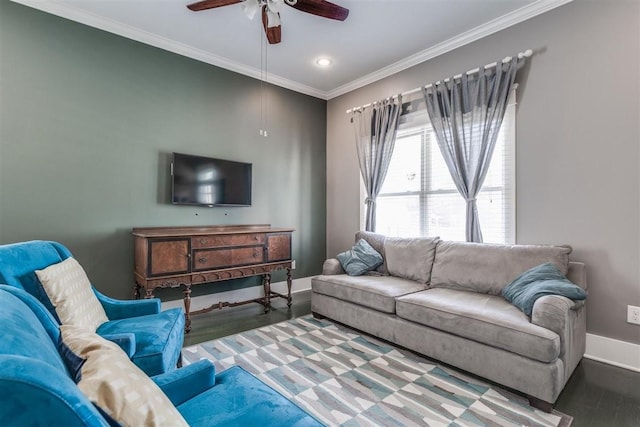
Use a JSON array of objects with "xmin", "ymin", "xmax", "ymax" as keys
[
  {"xmin": 0, "ymin": 286, "xmax": 322, "ymax": 426},
  {"xmin": 0, "ymin": 240, "xmax": 184, "ymax": 376}
]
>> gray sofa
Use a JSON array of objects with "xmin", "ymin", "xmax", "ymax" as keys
[{"xmin": 311, "ymin": 231, "xmax": 587, "ymax": 411}]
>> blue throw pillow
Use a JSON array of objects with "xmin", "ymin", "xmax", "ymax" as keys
[
  {"xmin": 502, "ymin": 262, "xmax": 587, "ymax": 316},
  {"xmin": 58, "ymin": 335, "xmax": 85, "ymax": 383},
  {"xmin": 336, "ymin": 239, "xmax": 384, "ymax": 276}
]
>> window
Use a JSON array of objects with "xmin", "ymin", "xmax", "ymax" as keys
[{"xmin": 374, "ymin": 93, "xmax": 516, "ymax": 244}]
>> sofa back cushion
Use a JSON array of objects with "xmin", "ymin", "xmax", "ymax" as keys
[
  {"xmin": 355, "ymin": 231, "xmax": 388, "ymax": 274},
  {"xmin": 0, "ymin": 240, "xmax": 71, "ymax": 320},
  {"xmin": 430, "ymin": 240, "xmax": 572, "ymax": 295},
  {"xmin": 384, "ymin": 236, "xmax": 440, "ymax": 284}
]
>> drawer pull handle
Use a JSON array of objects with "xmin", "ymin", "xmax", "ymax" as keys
[
  {"xmin": 200, "ymin": 238, "xmax": 206, "ymax": 245},
  {"xmin": 198, "ymin": 257, "xmax": 207, "ymax": 263},
  {"xmin": 254, "ymin": 236, "xmax": 258, "ymax": 240}
]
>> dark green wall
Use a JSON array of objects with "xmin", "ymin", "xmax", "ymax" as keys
[{"xmin": 0, "ymin": 2, "xmax": 327, "ymax": 300}]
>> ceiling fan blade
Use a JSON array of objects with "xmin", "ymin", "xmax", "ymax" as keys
[
  {"xmin": 262, "ymin": 6, "xmax": 282, "ymax": 44},
  {"xmin": 187, "ymin": 0, "xmax": 243, "ymax": 12},
  {"xmin": 286, "ymin": 0, "xmax": 349, "ymax": 21}
]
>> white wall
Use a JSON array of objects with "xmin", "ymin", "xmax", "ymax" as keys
[{"xmin": 326, "ymin": 0, "xmax": 640, "ymax": 344}]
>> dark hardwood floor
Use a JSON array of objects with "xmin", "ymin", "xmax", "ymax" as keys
[
  {"xmin": 182, "ymin": 291, "xmax": 640, "ymax": 427},
  {"xmin": 555, "ymin": 358, "xmax": 640, "ymax": 427},
  {"xmin": 182, "ymin": 291, "xmax": 312, "ymax": 348}
]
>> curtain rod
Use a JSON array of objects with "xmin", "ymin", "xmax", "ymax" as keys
[{"xmin": 345, "ymin": 49, "xmax": 532, "ymax": 114}]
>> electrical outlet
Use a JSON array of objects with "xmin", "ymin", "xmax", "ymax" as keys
[
  {"xmin": 291, "ymin": 260, "xmax": 296, "ymax": 270},
  {"xmin": 628, "ymin": 305, "xmax": 640, "ymax": 325}
]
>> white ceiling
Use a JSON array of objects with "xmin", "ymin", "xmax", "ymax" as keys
[{"xmin": 12, "ymin": 0, "xmax": 571, "ymax": 99}]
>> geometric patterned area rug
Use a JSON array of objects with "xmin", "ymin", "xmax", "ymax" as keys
[{"xmin": 183, "ymin": 315, "xmax": 572, "ymax": 427}]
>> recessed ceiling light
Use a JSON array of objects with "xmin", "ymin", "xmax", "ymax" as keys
[{"xmin": 315, "ymin": 57, "xmax": 332, "ymax": 67}]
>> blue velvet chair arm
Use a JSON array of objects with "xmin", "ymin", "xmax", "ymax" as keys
[
  {"xmin": 0, "ymin": 356, "xmax": 109, "ymax": 427},
  {"xmin": 100, "ymin": 333, "xmax": 136, "ymax": 358},
  {"xmin": 93, "ymin": 289, "xmax": 160, "ymax": 320},
  {"xmin": 152, "ymin": 360, "xmax": 216, "ymax": 406}
]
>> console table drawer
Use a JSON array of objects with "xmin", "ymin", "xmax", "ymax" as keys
[
  {"xmin": 193, "ymin": 247, "xmax": 264, "ymax": 270},
  {"xmin": 192, "ymin": 233, "xmax": 265, "ymax": 249}
]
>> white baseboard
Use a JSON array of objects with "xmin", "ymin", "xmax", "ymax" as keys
[
  {"xmin": 163, "ymin": 283, "xmax": 640, "ymax": 373},
  {"xmin": 584, "ymin": 333, "xmax": 640, "ymax": 372},
  {"xmin": 161, "ymin": 276, "xmax": 312, "ymax": 311}
]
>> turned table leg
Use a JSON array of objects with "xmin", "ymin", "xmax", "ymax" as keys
[
  {"xmin": 262, "ymin": 273, "xmax": 271, "ymax": 313},
  {"xmin": 133, "ymin": 283, "xmax": 141, "ymax": 299},
  {"xmin": 183, "ymin": 284, "xmax": 192, "ymax": 333},
  {"xmin": 286, "ymin": 267, "xmax": 293, "ymax": 308}
]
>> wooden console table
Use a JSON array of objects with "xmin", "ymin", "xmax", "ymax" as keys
[{"xmin": 132, "ymin": 224, "xmax": 294, "ymax": 332}]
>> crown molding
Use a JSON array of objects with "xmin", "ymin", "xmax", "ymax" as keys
[
  {"xmin": 9, "ymin": 0, "xmax": 327, "ymax": 99},
  {"xmin": 11, "ymin": 0, "xmax": 573, "ymax": 101},
  {"xmin": 325, "ymin": 0, "xmax": 574, "ymax": 99}
]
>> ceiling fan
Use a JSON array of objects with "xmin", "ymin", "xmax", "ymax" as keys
[{"xmin": 187, "ymin": 0, "xmax": 349, "ymax": 44}]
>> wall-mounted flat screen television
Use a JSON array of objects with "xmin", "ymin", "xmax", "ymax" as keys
[{"xmin": 171, "ymin": 152, "xmax": 252, "ymax": 207}]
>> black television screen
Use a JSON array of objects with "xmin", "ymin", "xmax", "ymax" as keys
[{"xmin": 171, "ymin": 152, "xmax": 252, "ymax": 207}]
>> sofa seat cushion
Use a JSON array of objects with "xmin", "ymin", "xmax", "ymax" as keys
[
  {"xmin": 396, "ymin": 288, "xmax": 560, "ymax": 363},
  {"xmin": 97, "ymin": 307, "xmax": 185, "ymax": 377},
  {"xmin": 178, "ymin": 365, "xmax": 322, "ymax": 427},
  {"xmin": 312, "ymin": 274, "xmax": 425, "ymax": 314}
]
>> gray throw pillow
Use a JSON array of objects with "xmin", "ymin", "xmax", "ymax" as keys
[
  {"xmin": 336, "ymin": 239, "xmax": 384, "ymax": 276},
  {"xmin": 502, "ymin": 263, "xmax": 587, "ymax": 316}
]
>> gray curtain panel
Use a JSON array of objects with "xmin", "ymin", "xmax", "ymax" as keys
[
  {"xmin": 352, "ymin": 95, "xmax": 402, "ymax": 231},
  {"xmin": 422, "ymin": 57, "xmax": 521, "ymax": 242}
]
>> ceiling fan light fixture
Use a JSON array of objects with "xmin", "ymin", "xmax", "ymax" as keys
[
  {"xmin": 242, "ymin": 0, "xmax": 260, "ymax": 19},
  {"xmin": 266, "ymin": 9, "xmax": 281, "ymax": 27},
  {"xmin": 267, "ymin": 0, "xmax": 283, "ymax": 13},
  {"xmin": 315, "ymin": 57, "xmax": 332, "ymax": 67}
]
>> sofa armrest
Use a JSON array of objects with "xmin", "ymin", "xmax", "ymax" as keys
[
  {"xmin": 531, "ymin": 295, "xmax": 577, "ymax": 335},
  {"xmin": 94, "ymin": 289, "xmax": 161, "ymax": 320},
  {"xmin": 322, "ymin": 258, "xmax": 345, "ymax": 275},
  {"xmin": 531, "ymin": 295, "xmax": 586, "ymax": 372},
  {"xmin": 152, "ymin": 360, "xmax": 215, "ymax": 406},
  {"xmin": 100, "ymin": 333, "xmax": 136, "ymax": 358}
]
